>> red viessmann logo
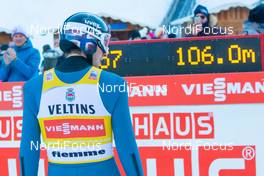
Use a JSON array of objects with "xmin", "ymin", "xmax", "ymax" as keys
[{"xmin": 43, "ymin": 119, "xmax": 106, "ymax": 138}]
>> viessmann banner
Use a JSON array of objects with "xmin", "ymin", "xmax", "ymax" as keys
[{"xmin": 0, "ymin": 72, "xmax": 263, "ymax": 176}]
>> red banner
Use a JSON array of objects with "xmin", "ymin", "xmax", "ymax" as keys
[
  {"xmin": 0, "ymin": 146, "xmax": 256, "ymax": 176},
  {"xmin": 2, "ymin": 72, "xmax": 264, "ymax": 110},
  {"xmin": 0, "ymin": 72, "xmax": 263, "ymax": 176},
  {"xmin": 0, "ymin": 82, "xmax": 23, "ymax": 110},
  {"xmin": 127, "ymin": 72, "xmax": 264, "ymax": 106}
]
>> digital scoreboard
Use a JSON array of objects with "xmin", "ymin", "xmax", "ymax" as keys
[{"xmin": 100, "ymin": 35, "xmax": 264, "ymax": 76}]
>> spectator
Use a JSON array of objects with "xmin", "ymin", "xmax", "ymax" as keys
[
  {"xmin": 129, "ymin": 30, "xmax": 141, "ymax": 40},
  {"xmin": 243, "ymin": 4, "xmax": 264, "ymax": 34},
  {"xmin": 0, "ymin": 44, "xmax": 9, "ymax": 65},
  {"xmin": 187, "ymin": 5, "xmax": 223, "ymax": 37},
  {"xmin": 0, "ymin": 29, "xmax": 12, "ymax": 45},
  {"xmin": 0, "ymin": 29, "xmax": 11, "ymax": 81},
  {"xmin": 139, "ymin": 27, "xmax": 148, "ymax": 39},
  {"xmin": 155, "ymin": 27, "xmax": 168, "ymax": 39},
  {"xmin": 0, "ymin": 26, "xmax": 40, "ymax": 82},
  {"xmin": 39, "ymin": 44, "xmax": 61, "ymax": 73},
  {"xmin": 147, "ymin": 29, "xmax": 155, "ymax": 39},
  {"xmin": 139, "ymin": 27, "xmax": 155, "ymax": 39},
  {"xmin": 0, "ymin": 53, "xmax": 3, "ymax": 81}
]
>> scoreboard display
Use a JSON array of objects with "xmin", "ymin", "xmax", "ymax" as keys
[{"xmin": 100, "ymin": 35, "xmax": 264, "ymax": 76}]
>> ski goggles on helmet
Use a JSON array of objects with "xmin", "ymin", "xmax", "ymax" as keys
[{"xmin": 63, "ymin": 22, "xmax": 111, "ymax": 54}]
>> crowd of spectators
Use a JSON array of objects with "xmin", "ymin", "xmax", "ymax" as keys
[
  {"xmin": 129, "ymin": 4, "xmax": 264, "ymax": 40},
  {"xmin": 0, "ymin": 4, "xmax": 264, "ymax": 82},
  {"xmin": 243, "ymin": 4, "xmax": 264, "ymax": 34}
]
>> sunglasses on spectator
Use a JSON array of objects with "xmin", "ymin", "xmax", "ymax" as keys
[{"xmin": 196, "ymin": 15, "xmax": 206, "ymax": 19}]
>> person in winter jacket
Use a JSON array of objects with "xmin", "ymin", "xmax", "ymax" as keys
[
  {"xmin": 0, "ymin": 26, "xmax": 40, "ymax": 82},
  {"xmin": 186, "ymin": 5, "xmax": 225, "ymax": 37},
  {"xmin": 243, "ymin": 4, "xmax": 264, "ymax": 35}
]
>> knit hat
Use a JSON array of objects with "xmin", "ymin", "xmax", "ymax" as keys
[
  {"xmin": 12, "ymin": 26, "xmax": 29, "ymax": 38},
  {"xmin": 249, "ymin": 4, "xmax": 264, "ymax": 23},
  {"xmin": 194, "ymin": 5, "xmax": 209, "ymax": 18}
]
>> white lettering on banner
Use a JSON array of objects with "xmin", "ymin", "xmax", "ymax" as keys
[
  {"xmin": 0, "ymin": 86, "xmax": 23, "ymax": 108},
  {"xmin": 4, "ymin": 91, "xmax": 12, "ymax": 101},
  {"xmin": 5, "ymin": 158, "xmax": 46, "ymax": 176},
  {"xmin": 16, "ymin": 118, "xmax": 22, "ymax": 139},
  {"xmin": 182, "ymin": 78, "xmax": 264, "ymax": 102},
  {"xmin": 129, "ymin": 84, "xmax": 167, "ymax": 97},
  {"xmin": 8, "ymin": 159, "xmax": 17, "ymax": 176},
  {"xmin": 175, "ymin": 116, "xmax": 191, "ymax": 136},
  {"xmin": 197, "ymin": 115, "xmax": 212, "ymax": 136},
  {"xmin": 174, "ymin": 159, "xmax": 185, "ymax": 176},
  {"xmin": 242, "ymin": 146, "xmax": 255, "ymax": 160},
  {"xmin": 147, "ymin": 159, "xmax": 157, "ymax": 176},
  {"xmin": 0, "ymin": 119, "xmax": 11, "ymax": 138},
  {"xmin": 0, "ymin": 116, "xmax": 22, "ymax": 141},
  {"xmin": 134, "ymin": 117, "xmax": 149, "ymax": 136},
  {"xmin": 139, "ymin": 146, "xmax": 256, "ymax": 176},
  {"xmin": 214, "ymin": 78, "xmax": 226, "ymax": 102},
  {"xmin": 155, "ymin": 117, "xmax": 170, "ymax": 136},
  {"xmin": 45, "ymin": 123, "xmax": 104, "ymax": 135},
  {"xmin": 12, "ymin": 86, "xmax": 23, "ymax": 107},
  {"xmin": 38, "ymin": 159, "xmax": 45, "ymax": 176},
  {"xmin": 146, "ymin": 158, "xmax": 186, "ymax": 176},
  {"xmin": 132, "ymin": 112, "xmax": 214, "ymax": 140},
  {"xmin": 182, "ymin": 84, "xmax": 195, "ymax": 95},
  {"xmin": 0, "ymin": 146, "xmax": 257, "ymax": 176}
]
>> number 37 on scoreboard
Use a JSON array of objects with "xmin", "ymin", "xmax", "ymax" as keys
[{"xmin": 100, "ymin": 50, "xmax": 123, "ymax": 69}]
